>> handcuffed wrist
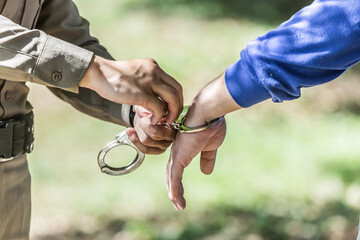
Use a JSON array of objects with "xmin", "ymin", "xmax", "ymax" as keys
[{"xmin": 170, "ymin": 105, "xmax": 224, "ymax": 133}]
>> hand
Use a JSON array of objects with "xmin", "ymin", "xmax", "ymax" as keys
[
  {"xmin": 126, "ymin": 106, "xmax": 177, "ymax": 155},
  {"xmin": 165, "ymin": 73, "xmax": 240, "ymax": 210},
  {"xmin": 166, "ymin": 115, "xmax": 226, "ymax": 210},
  {"xmin": 80, "ymin": 56, "xmax": 183, "ymax": 124}
]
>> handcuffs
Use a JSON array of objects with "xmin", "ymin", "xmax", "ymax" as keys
[{"xmin": 97, "ymin": 106, "xmax": 224, "ymax": 176}]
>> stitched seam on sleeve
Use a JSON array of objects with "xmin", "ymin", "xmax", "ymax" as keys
[
  {"xmin": 77, "ymin": 51, "xmax": 93, "ymax": 83},
  {"xmin": 33, "ymin": 35, "xmax": 49, "ymax": 75},
  {"xmin": 0, "ymin": 45, "xmax": 37, "ymax": 60}
]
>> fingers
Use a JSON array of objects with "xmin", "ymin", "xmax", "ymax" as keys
[
  {"xmin": 138, "ymin": 116, "xmax": 176, "ymax": 142},
  {"xmin": 165, "ymin": 121, "xmax": 227, "ymax": 210},
  {"xmin": 136, "ymin": 126, "xmax": 172, "ymax": 150},
  {"xmin": 166, "ymin": 153, "xmax": 186, "ymax": 210},
  {"xmin": 134, "ymin": 105, "xmax": 152, "ymax": 118},
  {"xmin": 126, "ymin": 128, "xmax": 166, "ymax": 155},
  {"xmin": 135, "ymin": 60, "xmax": 183, "ymax": 124},
  {"xmin": 142, "ymin": 94, "xmax": 167, "ymax": 125},
  {"xmin": 85, "ymin": 57, "xmax": 182, "ymax": 125},
  {"xmin": 167, "ymin": 149, "xmax": 216, "ymax": 210},
  {"xmin": 133, "ymin": 108, "xmax": 176, "ymax": 151},
  {"xmin": 200, "ymin": 150, "xmax": 217, "ymax": 175},
  {"xmin": 158, "ymin": 69, "xmax": 183, "ymax": 122},
  {"xmin": 152, "ymin": 81, "xmax": 181, "ymax": 124}
]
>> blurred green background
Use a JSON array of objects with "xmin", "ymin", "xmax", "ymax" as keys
[{"xmin": 27, "ymin": 0, "xmax": 360, "ymax": 239}]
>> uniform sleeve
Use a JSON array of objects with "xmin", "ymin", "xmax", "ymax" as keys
[
  {"xmin": 0, "ymin": 15, "xmax": 93, "ymax": 90},
  {"xmin": 225, "ymin": 0, "xmax": 360, "ymax": 107},
  {"xmin": 36, "ymin": 0, "xmax": 132, "ymax": 127}
]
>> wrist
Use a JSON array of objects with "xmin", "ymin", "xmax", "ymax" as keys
[
  {"xmin": 184, "ymin": 96, "xmax": 217, "ymax": 128},
  {"xmin": 184, "ymin": 73, "xmax": 241, "ymax": 127},
  {"xmin": 79, "ymin": 55, "xmax": 104, "ymax": 91}
]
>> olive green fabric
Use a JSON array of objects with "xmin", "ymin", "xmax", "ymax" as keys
[
  {"xmin": 0, "ymin": 0, "xmax": 131, "ymax": 126},
  {"xmin": 0, "ymin": 1, "xmax": 132, "ymax": 239},
  {"xmin": 0, "ymin": 14, "xmax": 92, "ymax": 91},
  {"xmin": 0, "ymin": 154, "xmax": 31, "ymax": 240}
]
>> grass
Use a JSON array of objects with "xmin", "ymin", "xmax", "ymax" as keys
[{"xmin": 26, "ymin": 0, "xmax": 360, "ymax": 239}]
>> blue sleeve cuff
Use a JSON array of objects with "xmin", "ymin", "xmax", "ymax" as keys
[
  {"xmin": 225, "ymin": 0, "xmax": 360, "ymax": 108},
  {"xmin": 225, "ymin": 60, "xmax": 271, "ymax": 108}
]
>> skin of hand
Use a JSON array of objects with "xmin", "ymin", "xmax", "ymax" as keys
[
  {"xmin": 79, "ymin": 56, "xmax": 183, "ymax": 125},
  {"xmin": 126, "ymin": 106, "xmax": 177, "ymax": 155},
  {"xmin": 166, "ymin": 73, "xmax": 242, "ymax": 210}
]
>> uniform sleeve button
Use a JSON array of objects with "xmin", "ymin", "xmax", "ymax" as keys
[
  {"xmin": 4, "ymin": 91, "xmax": 11, "ymax": 101},
  {"xmin": 51, "ymin": 72, "xmax": 62, "ymax": 82}
]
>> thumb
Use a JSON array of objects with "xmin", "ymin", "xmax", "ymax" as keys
[{"xmin": 142, "ymin": 95, "xmax": 167, "ymax": 124}]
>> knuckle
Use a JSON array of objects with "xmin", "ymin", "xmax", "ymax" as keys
[
  {"xmin": 141, "ymin": 149, "xmax": 151, "ymax": 154},
  {"xmin": 129, "ymin": 133, "xmax": 138, "ymax": 143},
  {"xmin": 156, "ymin": 143, "xmax": 168, "ymax": 150},
  {"xmin": 147, "ymin": 64, "xmax": 156, "ymax": 73},
  {"xmin": 161, "ymin": 143, "xmax": 171, "ymax": 151},
  {"xmin": 146, "ymin": 58, "xmax": 158, "ymax": 65},
  {"xmin": 145, "ymin": 61, "xmax": 159, "ymax": 74},
  {"xmin": 176, "ymin": 83, "xmax": 183, "ymax": 93},
  {"xmin": 139, "ymin": 135, "xmax": 151, "ymax": 145},
  {"xmin": 148, "ymin": 132, "xmax": 160, "ymax": 141},
  {"xmin": 155, "ymin": 149, "xmax": 166, "ymax": 155},
  {"xmin": 147, "ymin": 125, "xmax": 157, "ymax": 134},
  {"xmin": 139, "ymin": 145, "xmax": 152, "ymax": 154}
]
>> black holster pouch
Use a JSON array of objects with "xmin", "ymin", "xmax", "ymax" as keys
[{"xmin": 0, "ymin": 112, "xmax": 34, "ymax": 159}]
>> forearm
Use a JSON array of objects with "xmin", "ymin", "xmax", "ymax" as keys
[
  {"xmin": 35, "ymin": 0, "xmax": 133, "ymax": 126},
  {"xmin": 185, "ymin": 73, "xmax": 241, "ymax": 127},
  {"xmin": 226, "ymin": 0, "xmax": 360, "ymax": 108},
  {"xmin": 79, "ymin": 55, "xmax": 109, "ymax": 94},
  {"xmin": 0, "ymin": 15, "xmax": 92, "ymax": 90}
]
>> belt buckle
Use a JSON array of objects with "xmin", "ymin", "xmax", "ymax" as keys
[{"xmin": 0, "ymin": 120, "xmax": 14, "ymax": 159}]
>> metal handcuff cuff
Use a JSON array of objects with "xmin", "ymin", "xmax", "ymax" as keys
[{"xmin": 97, "ymin": 106, "xmax": 224, "ymax": 176}]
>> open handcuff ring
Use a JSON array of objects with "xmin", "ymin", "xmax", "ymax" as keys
[{"xmin": 97, "ymin": 106, "xmax": 224, "ymax": 176}]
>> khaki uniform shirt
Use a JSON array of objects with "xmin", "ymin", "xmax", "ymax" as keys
[{"xmin": 0, "ymin": 0, "xmax": 131, "ymax": 126}]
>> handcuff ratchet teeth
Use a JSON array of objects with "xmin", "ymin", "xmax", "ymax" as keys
[{"xmin": 97, "ymin": 106, "xmax": 224, "ymax": 176}]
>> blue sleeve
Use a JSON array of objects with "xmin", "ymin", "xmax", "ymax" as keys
[{"xmin": 225, "ymin": 0, "xmax": 360, "ymax": 107}]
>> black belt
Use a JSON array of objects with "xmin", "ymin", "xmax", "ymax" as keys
[{"xmin": 0, "ymin": 112, "xmax": 34, "ymax": 159}]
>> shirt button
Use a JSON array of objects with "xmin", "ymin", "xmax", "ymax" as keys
[
  {"xmin": 4, "ymin": 91, "xmax": 11, "ymax": 101},
  {"xmin": 51, "ymin": 72, "xmax": 62, "ymax": 82}
]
